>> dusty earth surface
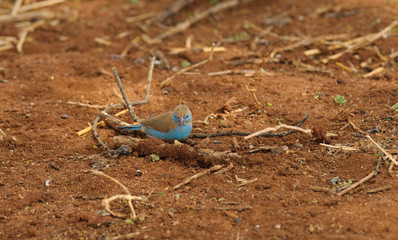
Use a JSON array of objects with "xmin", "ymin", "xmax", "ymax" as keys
[{"xmin": 1, "ymin": 0, "xmax": 398, "ymax": 239}]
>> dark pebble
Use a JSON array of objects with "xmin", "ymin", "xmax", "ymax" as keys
[
  {"xmin": 233, "ymin": 217, "xmax": 242, "ymax": 224},
  {"xmin": 336, "ymin": 79, "xmax": 346, "ymax": 84},
  {"xmin": 115, "ymin": 145, "xmax": 130, "ymax": 156},
  {"xmin": 61, "ymin": 114, "xmax": 69, "ymax": 119},
  {"xmin": 162, "ymin": 88, "xmax": 171, "ymax": 95}
]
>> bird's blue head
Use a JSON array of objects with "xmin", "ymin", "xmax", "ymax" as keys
[{"xmin": 172, "ymin": 104, "xmax": 192, "ymax": 126}]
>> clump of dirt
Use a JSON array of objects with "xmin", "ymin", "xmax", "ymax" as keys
[{"xmin": 134, "ymin": 138, "xmax": 213, "ymax": 168}]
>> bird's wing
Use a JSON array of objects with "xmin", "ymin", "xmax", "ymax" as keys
[{"xmin": 141, "ymin": 112, "xmax": 177, "ymax": 133}]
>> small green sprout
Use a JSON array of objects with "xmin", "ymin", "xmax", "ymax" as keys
[
  {"xmin": 181, "ymin": 60, "xmax": 191, "ymax": 68},
  {"xmin": 334, "ymin": 95, "xmax": 347, "ymax": 105},
  {"xmin": 150, "ymin": 154, "xmax": 160, "ymax": 162},
  {"xmin": 391, "ymin": 102, "xmax": 398, "ymax": 111},
  {"xmin": 125, "ymin": 218, "xmax": 135, "ymax": 224}
]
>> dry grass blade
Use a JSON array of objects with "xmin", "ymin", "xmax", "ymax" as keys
[
  {"xmin": 19, "ymin": 0, "xmax": 66, "ymax": 12},
  {"xmin": 11, "ymin": 0, "xmax": 23, "ymax": 16},
  {"xmin": 324, "ymin": 20, "xmax": 398, "ymax": 62},
  {"xmin": 363, "ymin": 67, "xmax": 384, "ymax": 78},
  {"xmin": 320, "ymin": 143, "xmax": 358, "ymax": 151},
  {"xmin": 160, "ymin": 44, "xmax": 214, "ymax": 88},
  {"xmin": 110, "ymin": 232, "xmax": 140, "ymax": 240},
  {"xmin": 270, "ymin": 37, "xmax": 312, "ymax": 58},
  {"xmin": 77, "ymin": 109, "xmax": 129, "ymax": 136}
]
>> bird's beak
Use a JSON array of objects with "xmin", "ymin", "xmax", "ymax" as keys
[{"xmin": 178, "ymin": 117, "xmax": 186, "ymax": 126}]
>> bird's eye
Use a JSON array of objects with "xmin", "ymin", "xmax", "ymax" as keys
[{"xmin": 185, "ymin": 114, "xmax": 189, "ymax": 119}]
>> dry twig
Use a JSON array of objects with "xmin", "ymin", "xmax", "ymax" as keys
[
  {"xmin": 90, "ymin": 170, "xmax": 143, "ymax": 219},
  {"xmin": 89, "ymin": 59, "xmax": 155, "ymax": 150},
  {"xmin": 214, "ymin": 163, "xmax": 234, "ymax": 175},
  {"xmin": 235, "ymin": 175, "xmax": 258, "ymax": 186},
  {"xmin": 17, "ymin": 19, "xmax": 45, "ymax": 54},
  {"xmin": 0, "ymin": 10, "xmax": 56, "ymax": 23},
  {"xmin": 67, "ymin": 101, "xmax": 107, "ymax": 109},
  {"xmin": 126, "ymin": 12, "xmax": 156, "ymax": 23},
  {"xmin": 174, "ymin": 165, "xmax": 224, "ymax": 190},
  {"xmin": 244, "ymin": 123, "xmax": 312, "ymax": 140},
  {"xmin": 337, "ymin": 171, "xmax": 375, "ymax": 196},
  {"xmin": 160, "ymin": 44, "xmax": 214, "ymax": 88},
  {"xmin": 112, "ymin": 67, "xmax": 140, "ymax": 122},
  {"xmin": 154, "ymin": 0, "xmax": 252, "ymax": 40},
  {"xmin": 190, "ymin": 113, "xmax": 309, "ymax": 138}
]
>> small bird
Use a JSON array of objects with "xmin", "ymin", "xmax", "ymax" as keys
[{"xmin": 118, "ymin": 104, "xmax": 192, "ymax": 141}]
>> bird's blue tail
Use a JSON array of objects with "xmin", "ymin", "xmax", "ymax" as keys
[{"xmin": 118, "ymin": 124, "xmax": 143, "ymax": 131}]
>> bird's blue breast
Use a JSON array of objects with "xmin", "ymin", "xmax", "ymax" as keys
[{"xmin": 143, "ymin": 123, "xmax": 192, "ymax": 140}]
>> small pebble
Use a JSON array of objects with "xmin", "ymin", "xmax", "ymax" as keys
[
  {"xmin": 336, "ymin": 79, "xmax": 346, "ymax": 84},
  {"xmin": 275, "ymin": 53, "xmax": 282, "ymax": 59},
  {"xmin": 45, "ymin": 180, "xmax": 51, "ymax": 186},
  {"xmin": 110, "ymin": 54, "xmax": 123, "ymax": 59},
  {"xmin": 29, "ymin": 102, "xmax": 35, "ymax": 107},
  {"xmin": 115, "ymin": 145, "xmax": 130, "ymax": 156},
  {"xmin": 213, "ymin": 140, "xmax": 222, "ymax": 144},
  {"xmin": 330, "ymin": 177, "xmax": 340, "ymax": 185},
  {"xmin": 233, "ymin": 217, "xmax": 242, "ymax": 224},
  {"xmin": 275, "ymin": 224, "xmax": 281, "ymax": 229},
  {"xmin": 134, "ymin": 58, "xmax": 145, "ymax": 64},
  {"xmin": 136, "ymin": 170, "xmax": 143, "ymax": 176},
  {"xmin": 153, "ymin": 60, "xmax": 162, "ymax": 65},
  {"xmin": 0, "ymin": 80, "xmax": 8, "ymax": 83},
  {"xmin": 255, "ymin": 224, "xmax": 260, "ymax": 229},
  {"xmin": 61, "ymin": 114, "xmax": 69, "ymax": 119}
]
